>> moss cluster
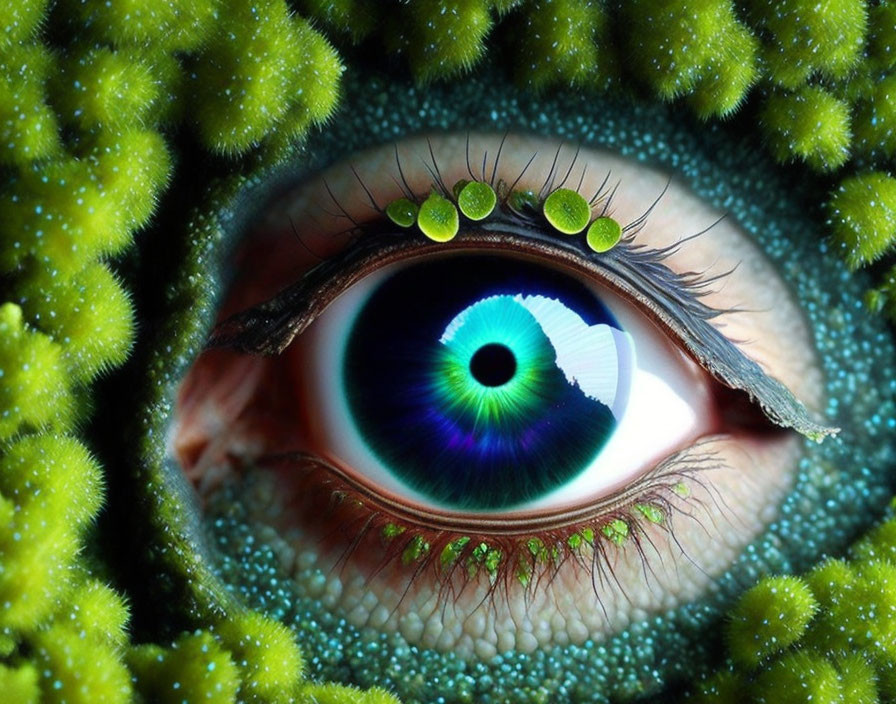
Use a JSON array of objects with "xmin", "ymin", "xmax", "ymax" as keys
[{"xmin": 690, "ymin": 512, "xmax": 896, "ymax": 703}]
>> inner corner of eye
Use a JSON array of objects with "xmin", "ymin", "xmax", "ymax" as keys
[{"xmin": 169, "ymin": 132, "xmax": 820, "ymax": 654}]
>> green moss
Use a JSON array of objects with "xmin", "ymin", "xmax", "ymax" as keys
[
  {"xmin": 0, "ymin": 44, "xmax": 61, "ymax": 166},
  {"xmin": 216, "ymin": 610, "xmax": 305, "ymax": 703},
  {"xmin": 21, "ymin": 263, "xmax": 135, "ymax": 383},
  {"xmin": 835, "ymin": 654, "xmax": 879, "ymax": 704},
  {"xmin": 191, "ymin": 0, "xmax": 342, "ymax": 155},
  {"xmin": 623, "ymin": 0, "xmax": 757, "ymax": 116},
  {"xmin": 828, "ymin": 172, "xmax": 896, "ymax": 270},
  {"xmin": 760, "ymin": 87, "xmax": 852, "ymax": 171},
  {"xmin": 32, "ymin": 624, "xmax": 132, "ymax": 703},
  {"xmin": 748, "ymin": 0, "xmax": 867, "ymax": 87},
  {"xmin": 51, "ymin": 47, "xmax": 160, "ymax": 129},
  {"xmin": 513, "ymin": 0, "xmax": 611, "ymax": 91},
  {"xmin": 753, "ymin": 651, "xmax": 842, "ymax": 704},
  {"xmin": 0, "ymin": 662, "xmax": 40, "ymax": 704},
  {"xmin": 404, "ymin": 0, "xmax": 493, "ymax": 82},
  {"xmin": 726, "ymin": 575, "xmax": 818, "ymax": 666},
  {"xmin": 0, "ymin": 305, "xmax": 75, "ymax": 439},
  {"xmin": 868, "ymin": 3, "xmax": 896, "ymax": 71},
  {"xmin": 66, "ymin": 0, "xmax": 220, "ymax": 51},
  {"xmin": 295, "ymin": 0, "xmax": 378, "ymax": 43},
  {"xmin": 297, "ymin": 682, "xmax": 401, "ymax": 704},
  {"xmin": 853, "ymin": 73, "xmax": 896, "ymax": 160},
  {"xmin": 129, "ymin": 631, "xmax": 241, "ymax": 703},
  {"xmin": 0, "ymin": 0, "xmax": 50, "ymax": 47}
]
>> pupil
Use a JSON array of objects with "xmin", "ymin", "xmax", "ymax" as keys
[{"xmin": 469, "ymin": 343, "xmax": 517, "ymax": 387}]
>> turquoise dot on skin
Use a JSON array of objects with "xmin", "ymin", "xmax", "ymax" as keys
[
  {"xmin": 418, "ymin": 193, "xmax": 459, "ymax": 242},
  {"xmin": 543, "ymin": 188, "xmax": 591, "ymax": 234},
  {"xmin": 386, "ymin": 197, "xmax": 419, "ymax": 228},
  {"xmin": 586, "ymin": 216, "xmax": 622, "ymax": 252},
  {"xmin": 457, "ymin": 181, "xmax": 497, "ymax": 220}
]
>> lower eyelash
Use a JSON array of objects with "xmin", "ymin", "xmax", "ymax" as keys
[{"xmin": 222, "ymin": 439, "xmax": 729, "ymax": 615}]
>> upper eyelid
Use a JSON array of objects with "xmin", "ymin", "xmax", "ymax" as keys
[{"xmin": 209, "ymin": 167, "xmax": 834, "ymax": 442}]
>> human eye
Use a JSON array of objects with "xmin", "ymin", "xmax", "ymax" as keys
[{"xmin": 166, "ymin": 121, "xmax": 891, "ymax": 703}]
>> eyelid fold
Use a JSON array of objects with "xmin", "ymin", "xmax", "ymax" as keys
[{"xmin": 209, "ymin": 200, "xmax": 836, "ymax": 442}]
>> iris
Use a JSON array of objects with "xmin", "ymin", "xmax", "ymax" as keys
[{"xmin": 343, "ymin": 254, "xmax": 632, "ymax": 510}]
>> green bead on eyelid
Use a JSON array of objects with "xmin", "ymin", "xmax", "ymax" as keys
[
  {"xmin": 457, "ymin": 180, "xmax": 497, "ymax": 220},
  {"xmin": 385, "ymin": 197, "xmax": 419, "ymax": 228},
  {"xmin": 586, "ymin": 216, "xmax": 622, "ymax": 252},
  {"xmin": 543, "ymin": 187, "xmax": 592, "ymax": 235},
  {"xmin": 417, "ymin": 192, "xmax": 459, "ymax": 242}
]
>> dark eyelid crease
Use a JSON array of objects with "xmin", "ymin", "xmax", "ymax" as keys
[{"xmin": 208, "ymin": 186, "xmax": 836, "ymax": 442}]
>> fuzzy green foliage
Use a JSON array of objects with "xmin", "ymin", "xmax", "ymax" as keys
[
  {"xmin": 759, "ymin": 87, "xmax": 852, "ymax": 171},
  {"xmin": 622, "ymin": 0, "xmax": 757, "ymax": 118},
  {"xmin": 836, "ymin": 654, "xmax": 879, "ymax": 704},
  {"xmin": 851, "ymin": 517, "xmax": 896, "ymax": 564},
  {"xmin": 297, "ymin": 682, "xmax": 402, "ymax": 704},
  {"xmin": 726, "ymin": 575, "xmax": 818, "ymax": 666},
  {"xmin": 828, "ymin": 172, "xmax": 896, "ymax": 270},
  {"xmin": 65, "ymin": 0, "xmax": 220, "ymax": 51},
  {"xmin": 296, "ymin": 0, "xmax": 378, "ymax": 43},
  {"xmin": 753, "ymin": 651, "xmax": 842, "ymax": 704},
  {"xmin": 32, "ymin": 623, "xmax": 132, "ymax": 703},
  {"xmin": 216, "ymin": 610, "xmax": 305, "ymax": 703},
  {"xmin": 87, "ymin": 128, "xmax": 173, "ymax": 232},
  {"xmin": 0, "ymin": 662, "xmax": 40, "ymax": 703},
  {"xmin": 191, "ymin": 0, "xmax": 342, "ymax": 155},
  {"xmin": 50, "ymin": 47, "xmax": 160, "ymax": 130},
  {"xmin": 0, "ymin": 435, "xmax": 102, "ymax": 631},
  {"xmin": 129, "ymin": 631, "xmax": 241, "ymax": 703},
  {"xmin": 0, "ymin": 304, "xmax": 75, "ymax": 439},
  {"xmin": 868, "ymin": 2, "xmax": 896, "ymax": 71},
  {"xmin": 687, "ymin": 669, "xmax": 743, "ymax": 704},
  {"xmin": 0, "ymin": 0, "xmax": 49, "ymax": 47},
  {"xmin": 21, "ymin": 263, "xmax": 135, "ymax": 384},
  {"xmin": 0, "ymin": 158, "xmax": 131, "ymax": 273},
  {"xmin": 512, "ymin": 0, "xmax": 611, "ymax": 92},
  {"xmin": 747, "ymin": 0, "xmax": 867, "ymax": 88},
  {"xmin": 853, "ymin": 73, "xmax": 896, "ymax": 160},
  {"xmin": 0, "ymin": 44, "xmax": 62, "ymax": 166}
]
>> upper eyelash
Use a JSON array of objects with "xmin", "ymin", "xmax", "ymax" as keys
[{"xmin": 208, "ymin": 146, "xmax": 835, "ymax": 442}]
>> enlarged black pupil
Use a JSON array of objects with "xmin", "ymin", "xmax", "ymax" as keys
[{"xmin": 469, "ymin": 343, "xmax": 517, "ymax": 387}]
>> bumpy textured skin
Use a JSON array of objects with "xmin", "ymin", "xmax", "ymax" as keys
[{"xmin": 2, "ymin": 1, "xmax": 896, "ymax": 702}]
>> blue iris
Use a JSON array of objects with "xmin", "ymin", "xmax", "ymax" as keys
[{"xmin": 342, "ymin": 255, "xmax": 632, "ymax": 510}]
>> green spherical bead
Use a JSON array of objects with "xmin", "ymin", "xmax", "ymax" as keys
[
  {"xmin": 457, "ymin": 180, "xmax": 496, "ymax": 220},
  {"xmin": 586, "ymin": 216, "xmax": 622, "ymax": 252},
  {"xmin": 417, "ymin": 193, "xmax": 459, "ymax": 242},
  {"xmin": 543, "ymin": 187, "xmax": 591, "ymax": 234},
  {"xmin": 726, "ymin": 575, "xmax": 818, "ymax": 666},
  {"xmin": 386, "ymin": 197, "xmax": 419, "ymax": 228}
]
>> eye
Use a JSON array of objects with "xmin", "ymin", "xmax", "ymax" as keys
[
  {"xmin": 171, "ymin": 133, "xmax": 841, "ymax": 671},
  {"xmin": 300, "ymin": 251, "xmax": 710, "ymax": 514}
]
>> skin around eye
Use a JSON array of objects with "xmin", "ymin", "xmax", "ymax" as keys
[{"xmin": 171, "ymin": 134, "xmax": 826, "ymax": 658}]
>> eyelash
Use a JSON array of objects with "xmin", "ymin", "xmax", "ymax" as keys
[
  {"xmin": 251, "ymin": 441, "xmax": 725, "ymax": 607},
  {"xmin": 203, "ymin": 141, "xmax": 826, "ymax": 610}
]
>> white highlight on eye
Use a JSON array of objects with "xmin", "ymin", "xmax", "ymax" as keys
[{"xmin": 303, "ymin": 254, "xmax": 712, "ymax": 514}]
